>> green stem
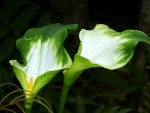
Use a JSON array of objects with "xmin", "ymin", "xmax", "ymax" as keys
[
  {"xmin": 25, "ymin": 95, "xmax": 35, "ymax": 113},
  {"xmin": 25, "ymin": 105, "xmax": 32, "ymax": 113},
  {"xmin": 58, "ymin": 84, "xmax": 70, "ymax": 113},
  {"xmin": 25, "ymin": 103, "xmax": 32, "ymax": 113},
  {"xmin": 58, "ymin": 62, "xmax": 84, "ymax": 113}
]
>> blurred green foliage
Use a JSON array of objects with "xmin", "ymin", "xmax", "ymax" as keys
[{"xmin": 0, "ymin": 0, "xmax": 150, "ymax": 113}]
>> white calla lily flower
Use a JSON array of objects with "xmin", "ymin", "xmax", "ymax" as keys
[
  {"xmin": 76, "ymin": 24, "xmax": 150, "ymax": 70},
  {"xmin": 10, "ymin": 23, "xmax": 77, "ymax": 95},
  {"xmin": 59, "ymin": 24, "xmax": 150, "ymax": 113},
  {"xmin": 63, "ymin": 24, "xmax": 150, "ymax": 86}
]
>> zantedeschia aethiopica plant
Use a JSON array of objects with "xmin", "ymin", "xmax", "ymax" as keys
[
  {"xmin": 9, "ymin": 23, "xmax": 77, "ymax": 112},
  {"xmin": 9, "ymin": 23, "xmax": 150, "ymax": 113},
  {"xmin": 59, "ymin": 24, "xmax": 150, "ymax": 113}
]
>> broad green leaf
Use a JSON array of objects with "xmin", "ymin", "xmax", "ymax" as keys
[{"xmin": 10, "ymin": 23, "xmax": 77, "ymax": 95}]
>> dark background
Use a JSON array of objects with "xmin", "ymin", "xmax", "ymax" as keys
[{"xmin": 1, "ymin": 0, "xmax": 150, "ymax": 113}]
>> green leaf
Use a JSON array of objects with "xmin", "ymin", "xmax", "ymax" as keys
[
  {"xmin": 104, "ymin": 106, "xmax": 120, "ymax": 113},
  {"xmin": 93, "ymin": 105, "xmax": 105, "ymax": 113},
  {"xmin": 116, "ymin": 108, "xmax": 132, "ymax": 113}
]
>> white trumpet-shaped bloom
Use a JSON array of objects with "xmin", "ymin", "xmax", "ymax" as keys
[
  {"xmin": 77, "ymin": 24, "xmax": 150, "ymax": 70},
  {"xmin": 10, "ymin": 23, "xmax": 77, "ymax": 94}
]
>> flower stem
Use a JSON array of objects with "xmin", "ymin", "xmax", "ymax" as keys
[
  {"xmin": 58, "ymin": 62, "xmax": 84, "ymax": 113},
  {"xmin": 25, "ymin": 101, "xmax": 32, "ymax": 113},
  {"xmin": 58, "ymin": 84, "xmax": 70, "ymax": 113},
  {"xmin": 25, "ymin": 95, "xmax": 34, "ymax": 113}
]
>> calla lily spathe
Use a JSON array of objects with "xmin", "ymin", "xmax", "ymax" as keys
[
  {"xmin": 10, "ymin": 23, "xmax": 77, "ymax": 95},
  {"xmin": 76, "ymin": 24, "xmax": 150, "ymax": 70},
  {"xmin": 63, "ymin": 24, "xmax": 150, "ymax": 86}
]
